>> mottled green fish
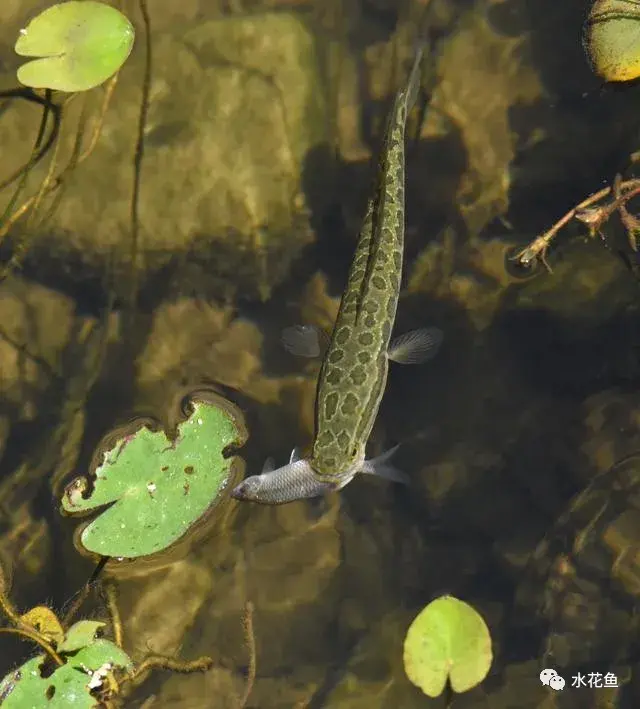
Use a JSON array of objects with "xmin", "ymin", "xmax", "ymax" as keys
[{"xmin": 232, "ymin": 46, "xmax": 443, "ymax": 505}]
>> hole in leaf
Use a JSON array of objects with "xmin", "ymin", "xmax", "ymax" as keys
[
  {"xmin": 45, "ymin": 684, "xmax": 55, "ymax": 699},
  {"xmin": 38, "ymin": 657, "xmax": 59, "ymax": 679}
]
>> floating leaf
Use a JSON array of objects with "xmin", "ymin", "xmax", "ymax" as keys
[
  {"xmin": 584, "ymin": 0, "xmax": 640, "ymax": 82},
  {"xmin": 20, "ymin": 606, "xmax": 64, "ymax": 647},
  {"xmin": 58, "ymin": 620, "xmax": 106, "ymax": 653},
  {"xmin": 0, "ymin": 622, "xmax": 132, "ymax": 708},
  {"xmin": 61, "ymin": 390, "xmax": 248, "ymax": 559},
  {"xmin": 15, "ymin": 1, "xmax": 135, "ymax": 92},
  {"xmin": 403, "ymin": 595, "xmax": 492, "ymax": 697}
]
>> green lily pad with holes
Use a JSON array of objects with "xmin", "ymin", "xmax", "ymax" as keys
[
  {"xmin": 15, "ymin": 1, "xmax": 134, "ymax": 92},
  {"xmin": 403, "ymin": 595, "xmax": 492, "ymax": 697},
  {"xmin": 61, "ymin": 390, "xmax": 247, "ymax": 559},
  {"xmin": 0, "ymin": 621, "xmax": 132, "ymax": 708},
  {"xmin": 59, "ymin": 621, "xmax": 106, "ymax": 653},
  {"xmin": 584, "ymin": 0, "xmax": 640, "ymax": 82}
]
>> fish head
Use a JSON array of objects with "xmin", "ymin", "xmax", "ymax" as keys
[
  {"xmin": 231, "ymin": 473, "xmax": 267, "ymax": 502},
  {"xmin": 231, "ymin": 458, "xmax": 333, "ymax": 504}
]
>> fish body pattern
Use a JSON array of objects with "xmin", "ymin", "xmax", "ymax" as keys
[
  {"xmin": 310, "ymin": 48, "xmax": 423, "ymax": 484},
  {"xmin": 232, "ymin": 46, "xmax": 442, "ymax": 504}
]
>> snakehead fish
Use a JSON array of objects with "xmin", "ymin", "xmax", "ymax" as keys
[{"xmin": 232, "ymin": 46, "xmax": 443, "ymax": 504}]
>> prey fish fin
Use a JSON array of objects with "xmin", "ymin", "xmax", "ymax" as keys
[
  {"xmin": 289, "ymin": 447, "xmax": 302, "ymax": 464},
  {"xmin": 262, "ymin": 457, "xmax": 276, "ymax": 473},
  {"xmin": 359, "ymin": 445, "xmax": 410, "ymax": 486},
  {"xmin": 281, "ymin": 324, "xmax": 330, "ymax": 359},
  {"xmin": 388, "ymin": 327, "xmax": 443, "ymax": 364}
]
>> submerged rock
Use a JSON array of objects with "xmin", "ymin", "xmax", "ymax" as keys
[{"xmin": 0, "ymin": 12, "xmax": 328, "ymax": 302}]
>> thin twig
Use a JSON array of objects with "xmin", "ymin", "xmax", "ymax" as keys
[
  {"xmin": 0, "ymin": 90, "xmax": 53, "ymax": 237},
  {"xmin": 238, "ymin": 601, "xmax": 256, "ymax": 708},
  {"xmin": 0, "ymin": 89, "xmax": 61, "ymax": 193},
  {"xmin": 61, "ymin": 557, "xmax": 109, "ymax": 627},
  {"xmin": 0, "ymin": 588, "xmax": 21, "ymax": 626},
  {"xmin": 0, "ymin": 75, "xmax": 119, "ymax": 244},
  {"xmin": 128, "ymin": 654, "xmax": 214, "ymax": 684},
  {"xmin": 104, "ymin": 582, "xmax": 123, "ymax": 648},
  {"xmin": 509, "ymin": 178, "xmax": 640, "ymax": 271},
  {"xmin": 0, "ymin": 627, "xmax": 64, "ymax": 665},
  {"xmin": 128, "ymin": 0, "xmax": 153, "ymax": 320}
]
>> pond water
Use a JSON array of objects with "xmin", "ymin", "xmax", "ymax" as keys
[{"xmin": 1, "ymin": 0, "xmax": 640, "ymax": 707}]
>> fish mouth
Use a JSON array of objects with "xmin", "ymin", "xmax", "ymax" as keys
[{"xmin": 230, "ymin": 482, "xmax": 246, "ymax": 499}]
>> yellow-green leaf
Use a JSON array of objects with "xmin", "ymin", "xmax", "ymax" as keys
[
  {"xmin": 19, "ymin": 606, "xmax": 64, "ymax": 647},
  {"xmin": 15, "ymin": 1, "xmax": 134, "ymax": 92},
  {"xmin": 403, "ymin": 595, "xmax": 492, "ymax": 697},
  {"xmin": 584, "ymin": 0, "xmax": 640, "ymax": 82}
]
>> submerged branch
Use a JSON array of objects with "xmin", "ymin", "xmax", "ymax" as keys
[{"xmin": 507, "ymin": 177, "xmax": 640, "ymax": 274}]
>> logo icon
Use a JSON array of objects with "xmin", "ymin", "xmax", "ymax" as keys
[{"xmin": 540, "ymin": 668, "xmax": 565, "ymax": 691}]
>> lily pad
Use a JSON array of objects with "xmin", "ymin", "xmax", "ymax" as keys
[
  {"xmin": 403, "ymin": 595, "xmax": 492, "ymax": 697},
  {"xmin": 59, "ymin": 621, "xmax": 106, "ymax": 653},
  {"xmin": 584, "ymin": 0, "xmax": 640, "ymax": 82},
  {"xmin": 61, "ymin": 389, "xmax": 247, "ymax": 559},
  {"xmin": 15, "ymin": 1, "xmax": 134, "ymax": 92},
  {"xmin": 0, "ymin": 622, "xmax": 132, "ymax": 708}
]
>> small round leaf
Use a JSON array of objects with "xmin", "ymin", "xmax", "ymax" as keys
[
  {"xmin": 15, "ymin": 1, "xmax": 134, "ymax": 92},
  {"xmin": 584, "ymin": 0, "xmax": 640, "ymax": 82},
  {"xmin": 403, "ymin": 595, "xmax": 493, "ymax": 697}
]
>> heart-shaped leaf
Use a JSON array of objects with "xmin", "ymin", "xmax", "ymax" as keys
[
  {"xmin": 0, "ymin": 621, "xmax": 132, "ymax": 708},
  {"xmin": 61, "ymin": 389, "xmax": 247, "ymax": 558},
  {"xmin": 15, "ymin": 1, "xmax": 134, "ymax": 92},
  {"xmin": 584, "ymin": 0, "xmax": 640, "ymax": 82},
  {"xmin": 403, "ymin": 595, "xmax": 492, "ymax": 697}
]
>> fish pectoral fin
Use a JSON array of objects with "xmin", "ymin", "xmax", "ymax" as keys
[
  {"xmin": 261, "ymin": 457, "xmax": 276, "ymax": 473},
  {"xmin": 360, "ymin": 445, "xmax": 410, "ymax": 485},
  {"xmin": 388, "ymin": 327, "xmax": 443, "ymax": 364},
  {"xmin": 281, "ymin": 324, "xmax": 330, "ymax": 358}
]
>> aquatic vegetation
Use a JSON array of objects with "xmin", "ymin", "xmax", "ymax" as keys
[
  {"xmin": 0, "ymin": 582, "xmax": 214, "ymax": 707},
  {"xmin": 61, "ymin": 389, "xmax": 248, "ymax": 559},
  {"xmin": 506, "ymin": 175, "xmax": 640, "ymax": 276},
  {"xmin": 584, "ymin": 0, "xmax": 640, "ymax": 82},
  {"xmin": 14, "ymin": 1, "xmax": 134, "ymax": 92},
  {"xmin": 403, "ymin": 595, "xmax": 493, "ymax": 698},
  {"xmin": 502, "ymin": 1, "xmax": 640, "ymax": 280},
  {"xmin": 0, "ymin": 0, "xmax": 135, "ymax": 280},
  {"xmin": 0, "ymin": 386, "xmax": 254, "ymax": 706},
  {"xmin": 0, "ymin": 619, "xmax": 133, "ymax": 708}
]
